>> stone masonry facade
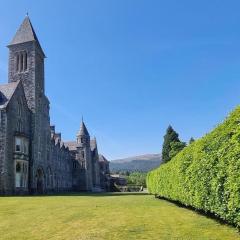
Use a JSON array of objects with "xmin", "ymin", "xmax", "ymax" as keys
[{"xmin": 0, "ymin": 17, "xmax": 110, "ymax": 195}]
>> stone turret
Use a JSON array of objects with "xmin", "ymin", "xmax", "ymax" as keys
[
  {"xmin": 77, "ymin": 120, "xmax": 90, "ymax": 145},
  {"xmin": 76, "ymin": 120, "xmax": 93, "ymax": 191}
]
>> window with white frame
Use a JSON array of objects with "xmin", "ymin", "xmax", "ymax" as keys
[
  {"xmin": 15, "ymin": 137, "xmax": 21, "ymax": 152},
  {"xmin": 15, "ymin": 161, "xmax": 28, "ymax": 188},
  {"xmin": 15, "ymin": 137, "xmax": 29, "ymax": 154}
]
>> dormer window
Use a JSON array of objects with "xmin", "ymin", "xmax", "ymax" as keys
[{"xmin": 15, "ymin": 51, "xmax": 28, "ymax": 73}]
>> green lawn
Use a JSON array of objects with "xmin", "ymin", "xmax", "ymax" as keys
[{"xmin": 0, "ymin": 193, "xmax": 239, "ymax": 240}]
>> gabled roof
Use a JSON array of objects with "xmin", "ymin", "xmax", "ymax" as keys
[
  {"xmin": 77, "ymin": 121, "xmax": 90, "ymax": 136},
  {"xmin": 0, "ymin": 81, "xmax": 20, "ymax": 108},
  {"xmin": 64, "ymin": 141, "xmax": 77, "ymax": 151},
  {"xmin": 99, "ymin": 154, "xmax": 109, "ymax": 163},
  {"xmin": 8, "ymin": 16, "xmax": 45, "ymax": 57}
]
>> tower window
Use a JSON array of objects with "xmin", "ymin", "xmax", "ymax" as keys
[
  {"xmin": 20, "ymin": 53, "xmax": 24, "ymax": 72},
  {"xmin": 17, "ymin": 101, "xmax": 22, "ymax": 117},
  {"xmin": 15, "ymin": 51, "xmax": 28, "ymax": 73},
  {"xmin": 24, "ymin": 52, "xmax": 28, "ymax": 71},
  {"xmin": 16, "ymin": 54, "xmax": 19, "ymax": 72}
]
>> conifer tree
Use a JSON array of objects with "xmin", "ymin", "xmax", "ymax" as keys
[
  {"xmin": 162, "ymin": 126, "xmax": 180, "ymax": 163},
  {"xmin": 169, "ymin": 141, "xmax": 186, "ymax": 159}
]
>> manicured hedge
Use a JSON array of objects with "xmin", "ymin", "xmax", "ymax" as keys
[{"xmin": 147, "ymin": 107, "xmax": 240, "ymax": 226}]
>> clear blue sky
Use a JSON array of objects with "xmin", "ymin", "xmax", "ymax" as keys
[{"xmin": 0, "ymin": 1, "xmax": 240, "ymax": 160}]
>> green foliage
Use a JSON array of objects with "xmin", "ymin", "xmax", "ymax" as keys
[
  {"xmin": 169, "ymin": 141, "xmax": 186, "ymax": 159},
  {"xmin": 189, "ymin": 137, "xmax": 195, "ymax": 144},
  {"xmin": 147, "ymin": 106, "xmax": 240, "ymax": 227},
  {"xmin": 162, "ymin": 125, "xmax": 180, "ymax": 163},
  {"xmin": 126, "ymin": 172, "xmax": 147, "ymax": 187}
]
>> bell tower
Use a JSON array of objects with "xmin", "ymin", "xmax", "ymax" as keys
[
  {"xmin": 7, "ymin": 16, "xmax": 50, "ymax": 193},
  {"xmin": 7, "ymin": 16, "xmax": 45, "ymax": 112},
  {"xmin": 76, "ymin": 120, "xmax": 93, "ymax": 191}
]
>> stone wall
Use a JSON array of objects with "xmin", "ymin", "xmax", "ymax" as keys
[{"xmin": 4, "ymin": 82, "xmax": 31, "ymax": 194}]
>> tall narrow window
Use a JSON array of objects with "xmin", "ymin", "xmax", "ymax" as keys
[
  {"xmin": 15, "ymin": 138, "xmax": 21, "ymax": 152},
  {"xmin": 16, "ymin": 54, "xmax": 20, "ymax": 72},
  {"xmin": 15, "ymin": 162, "xmax": 21, "ymax": 187},
  {"xmin": 24, "ymin": 52, "xmax": 28, "ymax": 71},
  {"xmin": 15, "ymin": 161, "xmax": 28, "ymax": 188},
  {"xmin": 17, "ymin": 101, "xmax": 21, "ymax": 117},
  {"xmin": 20, "ymin": 53, "xmax": 24, "ymax": 72}
]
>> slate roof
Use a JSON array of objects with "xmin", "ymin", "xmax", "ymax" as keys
[
  {"xmin": 64, "ymin": 141, "xmax": 77, "ymax": 151},
  {"xmin": 99, "ymin": 154, "xmax": 109, "ymax": 163},
  {"xmin": 0, "ymin": 81, "xmax": 20, "ymax": 108},
  {"xmin": 77, "ymin": 121, "xmax": 90, "ymax": 136},
  {"xmin": 8, "ymin": 16, "xmax": 45, "ymax": 57}
]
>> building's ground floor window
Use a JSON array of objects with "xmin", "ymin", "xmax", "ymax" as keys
[{"xmin": 15, "ymin": 160, "xmax": 28, "ymax": 188}]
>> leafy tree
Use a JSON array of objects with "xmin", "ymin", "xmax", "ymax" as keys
[
  {"xmin": 189, "ymin": 137, "xmax": 195, "ymax": 144},
  {"xmin": 169, "ymin": 141, "xmax": 186, "ymax": 159},
  {"xmin": 126, "ymin": 172, "xmax": 147, "ymax": 187},
  {"xmin": 162, "ymin": 125, "xmax": 180, "ymax": 163}
]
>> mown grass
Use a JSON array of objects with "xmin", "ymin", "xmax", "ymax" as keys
[{"xmin": 0, "ymin": 193, "xmax": 239, "ymax": 240}]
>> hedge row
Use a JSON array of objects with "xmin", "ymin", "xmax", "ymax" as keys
[{"xmin": 147, "ymin": 106, "xmax": 240, "ymax": 226}]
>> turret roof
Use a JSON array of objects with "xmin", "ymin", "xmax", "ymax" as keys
[
  {"xmin": 77, "ymin": 121, "xmax": 90, "ymax": 137},
  {"xmin": 8, "ymin": 16, "xmax": 45, "ymax": 57}
]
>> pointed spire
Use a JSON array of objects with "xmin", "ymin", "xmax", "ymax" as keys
[
  {"xmin": 77, "ymin": 119, "xmax": 89, "ymax": 136},
  {"xmin": 8, "ymin": 16, "xmax": 45, "ymax": 56}
]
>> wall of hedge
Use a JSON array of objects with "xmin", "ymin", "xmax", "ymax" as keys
[{"xmin": 147, "ymin": 106, "xmax": 240, "ymax": 226}]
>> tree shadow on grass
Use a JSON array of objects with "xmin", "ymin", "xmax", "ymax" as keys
[{"xmin": 154, "ymin": 195, "xmax": 240, "ymax": 231}]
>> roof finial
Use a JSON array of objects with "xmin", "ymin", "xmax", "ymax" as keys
[
  {"xmin": 81, "ymin": 115, "xmax": 84, "ymax": 122},
  {"xmin": 26, "ymin": 12, "xmax": 29, "ymax": 17}
]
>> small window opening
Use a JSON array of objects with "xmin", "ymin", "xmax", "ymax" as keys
[{"xmin": 15, "ymin": 138, "xmax": 21, "ymax": 152}]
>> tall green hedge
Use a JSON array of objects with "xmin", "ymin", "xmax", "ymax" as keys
[{"xmin": 147, "ymin": 106, "xmax": 240, "ymax": 226}]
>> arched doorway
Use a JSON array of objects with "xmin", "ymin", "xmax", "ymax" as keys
[{"xmin": 36, "ymin": 168, "xmax": 44, "ymax": 194}]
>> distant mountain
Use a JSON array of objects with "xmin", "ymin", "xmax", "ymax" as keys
[{"xmin": 110, "ymin": 154, "xmax": 162, "ymax": 173}]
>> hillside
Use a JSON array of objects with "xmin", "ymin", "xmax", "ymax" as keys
[{"xmin": 110, "ymin": 154, "xmax": 162, "ymax": 173}]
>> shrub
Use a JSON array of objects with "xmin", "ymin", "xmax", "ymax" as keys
[
  {"xmin": 126, "ymin": 172, "xmax": 147, "ymax": 187},
  {"xmin": 147, "ymin": 106, "xmax": 240, "ymax": 226}
]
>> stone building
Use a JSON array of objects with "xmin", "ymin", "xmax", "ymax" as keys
[
  {"xmin": 99, "ymin": 154, "xmax": 110, "ymax": 191},
  {"xmin": 0, "ymin": 16, "xmax": 109, "ymax": 195}
]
